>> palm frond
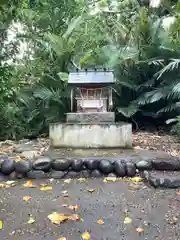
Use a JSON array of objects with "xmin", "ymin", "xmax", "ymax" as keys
[
  {"xmin": 117, "ymin": 103, "xmax": 139, "ymax": 118},
  {"xmin": 157, "ymin": 102, "xmax": 180, "ymax": 114}
]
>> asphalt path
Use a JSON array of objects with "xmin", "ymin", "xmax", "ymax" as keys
[{"xmin": 0, "ymin": 178, "xmax": 180, "ymax": 240}]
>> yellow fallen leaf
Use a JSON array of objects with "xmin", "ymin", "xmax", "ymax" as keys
[
  {"xmin": 81, "ymin": 231, "xmax": 91, "ymax": 240},
  {"xmin": 80, "ymin": 218, "xmax": 84, "ymax": 222},
  {"xmin": 64, "ymin": 179, "xmax": 72, "ymax": 184},
  {"xmin": 40, "ymin": 186, "xmax": 52, "ymax": 191},
  {"xmin": 68, "ymin": 214, "xmax": 81, "ymax": 221},
  {"xmin": 48, "ymin": 212, "xmax": 69, "ymax": 225},
  {"xmin": 87, "ymin": 188, "xmax": 95, "ymax": 193},
  {"xmin": 124, "ymin": 216, "xmax": 132, "ymax": 224},
  {"xmin": 97, "ymin": 218, "xmax": 104, "ymax": 225},
  {"xmin": 136, "ymin": 227, "xmax": 144, "ymax": 233},
  {"xmin": 0, "ymin": 220, "xmax": 3, "ymax": 230},
  {"xmin": 103, "ymin": 177, "xmax": 117, "ymax": 183},
  {"xmin": 0, "ymin": 183, "xmax": 8, "ymax": 188},
  {"xmin": 27, "ymin": 215, "xmax": 35, "ymax": 224},
  {"xmin": 23, "ymin": 196, "xmax": 32, "ymax": 201},
  {"xmin": 130, "ymin": 177, "xmax": 143, "ymax": 183},
  {"xmin": 57, "ymin": 237, "xmax": 67, "ymax": 240},
  {"xmin": 23, "ymin": 180, "xmax": 35, "ymax": 188},
  {"xmin": 77, "ymin": 178, "xmax": 86, "ymax": 182}
]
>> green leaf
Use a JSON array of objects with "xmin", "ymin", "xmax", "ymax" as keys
[{"xmin": 57, "ymin": 72, "xmax": 69, "ymax": 82}]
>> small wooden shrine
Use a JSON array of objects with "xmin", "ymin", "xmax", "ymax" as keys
[{"xmin": 68, "ymin": 69, "xmax": 115, "ymax": 113}]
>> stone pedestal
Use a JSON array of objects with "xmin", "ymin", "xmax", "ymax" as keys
[
  {"xmin": 49, "ymin": 122, "xmax": 132, "ymax": 148},
  {"xmin": 66, "ymin": 112, "xmax": 115, "ymax": 124}
]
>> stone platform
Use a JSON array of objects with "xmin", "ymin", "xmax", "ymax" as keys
[
  {"xmin": 49, "ymin": 122, "xmax": 132, "ymax": 148},
  {"xmin": 66, "ymin": 112, "xmax": 115, "ymax": 124}
]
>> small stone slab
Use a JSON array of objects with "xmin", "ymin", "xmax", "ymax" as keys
[
  {"xmin": 147, "ymin": 172, "xmax": 180, "ymax": 188},
  {"xmin": 152, "ymin": 159, "xmax": 180, "ymax": 171},
  {"xmin": 27, "ymin": 170, "xmax": 47, "ymax": 179}
]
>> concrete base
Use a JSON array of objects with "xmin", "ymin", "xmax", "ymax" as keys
[
  {"xmin": 66, "ymin": 112, "xmax": 115, "ymax": 124},
  {"xmin": 49, "ymin": 122, "xmax": 132, "ymax": 148}
]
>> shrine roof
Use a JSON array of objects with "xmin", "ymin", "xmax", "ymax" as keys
[{"xmin": 68, "ymin": 70, "xmax": 115, "ymax": 84}]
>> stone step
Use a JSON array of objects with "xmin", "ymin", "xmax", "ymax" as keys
[{"xmin": 143, "ymin": 171, "xmax": 180, "ymax": 188}]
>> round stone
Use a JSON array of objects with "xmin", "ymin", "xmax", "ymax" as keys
[
  {"xmin": 136, "ymin": 160, "xmax": 152, "ymax": 170},
  {"xmin": 80, "ymin": 170, "xmax": 91, "ymax": 178},
  {"xmin": 27, "ymin": 170, "xmax": 47, "ymax": 179},
  {"xmin": 1, "ymin": 159, "xmax": 15, "ymax": 175},
  {"xmin": 91, "ymin": 169, "xmax": 102, "ymax": 178},
  {"xmin": 9, "ymin": 172, "xmax": 18, "ymax": 180},
  {"xmin": 52, "ymin": 159, "xmax": 71, "ymax": 171},
  {"xmin": 98, "ymin": 160, "xmax": 113, "ymax": 174},
  {"xmin": 48, "ymin": 170, "xmax": 67, "ymax": 179},
  {"xmin": 15, "ymin": 160, "xmax": 32, "ymax": 174},
  {"xmin": 84, "ymin": 159, "xmax": 99, "ymax": 170},
  {"xmin": 126, "ymin": 162, "xmax": 136, "ymax": 177},
  {"xmin": 114, "ymin": 161, "xmax": 126, "ymax": 177},
  {"xmin": 71, "ymin": 159, "xmax": 83, "ymax": 172},
  {"xmin": 64, "ymin": 171, "xmax": 80, "ymax": 179},
  {"xmin": 0, "ymin": 173, "xmax": 8, "ymax": 181},
  {"xmin": 107, "ymin": 173, "xmax": 117, "ymax": 178},
  {"xmin": 33, "ymin": 157, "xmax": 52, "ymax": 172}
]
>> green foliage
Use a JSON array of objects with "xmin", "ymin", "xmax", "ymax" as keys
[{"xmin": 1, "ymin": 0, "xmax": 180, "ymax": 139}]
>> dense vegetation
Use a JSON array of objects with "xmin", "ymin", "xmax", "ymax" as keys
[{"xmin": 0, "ymin": 0, "xmax": 180, "ymax": 140}]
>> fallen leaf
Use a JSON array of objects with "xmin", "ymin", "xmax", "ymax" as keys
[
  {"xmin": 23, "ymin": 196, "xmax": 32, "ymax": 201},
  {"xmin": 80, "ymin": 218, "xmax": 84, "ymax": 222},
  {"xmin": 103, "ymin": 177, "xmax": 117, "ymax": 183},
  {"xmin": 97, "ymin": 218, "xmax": 104, "ymax": 225},
  {"xmin": 68, "ymin": 204, "xmax": 80, "ymax": 211},
  {"xmin": 130, "ymin": 177, "xmax": 143, "ymax": 183},
  {"xmin": 124, "ymin": 216, "xmax": 132, "ymax": 224},
  {"xmin": 87, "ymin": 188, "xmax": 95, "ymax": 193},
  {"xmin": 40, "ymin": 186, "xmax": 52, "ymax": 191},
  {"xmin": 23, "ymin": 180, "xmax": 35, "ymax": 188},
  {"xmin": 176, "ymin": 191, "xmax": 180, "ymax": 195},
  {"xmin": 57, "ymin": 237, "xmax": 66, "ymax": 240},
  {"xmin": 48, "ymin": 212, "xmax": 69, "ymax": 225},
  {"xmin": 0, "ymin": 183, "xmax": 9, "ymax": 188},
  {"xmin": 6, "ymin": 180, "xmax": 15, "ymax": 185},
  {"xmin": 136, "ymin": 227, "xmax": 144, "ymax": 233},
  {"xmin": 68, "ymin": 214, "xmax": 81, "ymax": 221},
  {"xmin": 64, "ymin": 179, "xmax": 72, "ymax": 184},
  {"xmin": 0, "ymin": 220, "xmax": 3, "ymax": 230},
  {"xmin": 81, "ymin": 231, "xmax": 91, "ymax": 240},
  {"xmin": 27, "ymin": 215, "xmax": 35, "ymax": 224},
  {"xmin": 77, "ymin": 178, "xmax": 86, "ymax": 182}
]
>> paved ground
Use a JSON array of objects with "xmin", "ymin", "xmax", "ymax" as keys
[{"xmin": 0, "ymin": 179, "xmax": 180, "ymax": 240}]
